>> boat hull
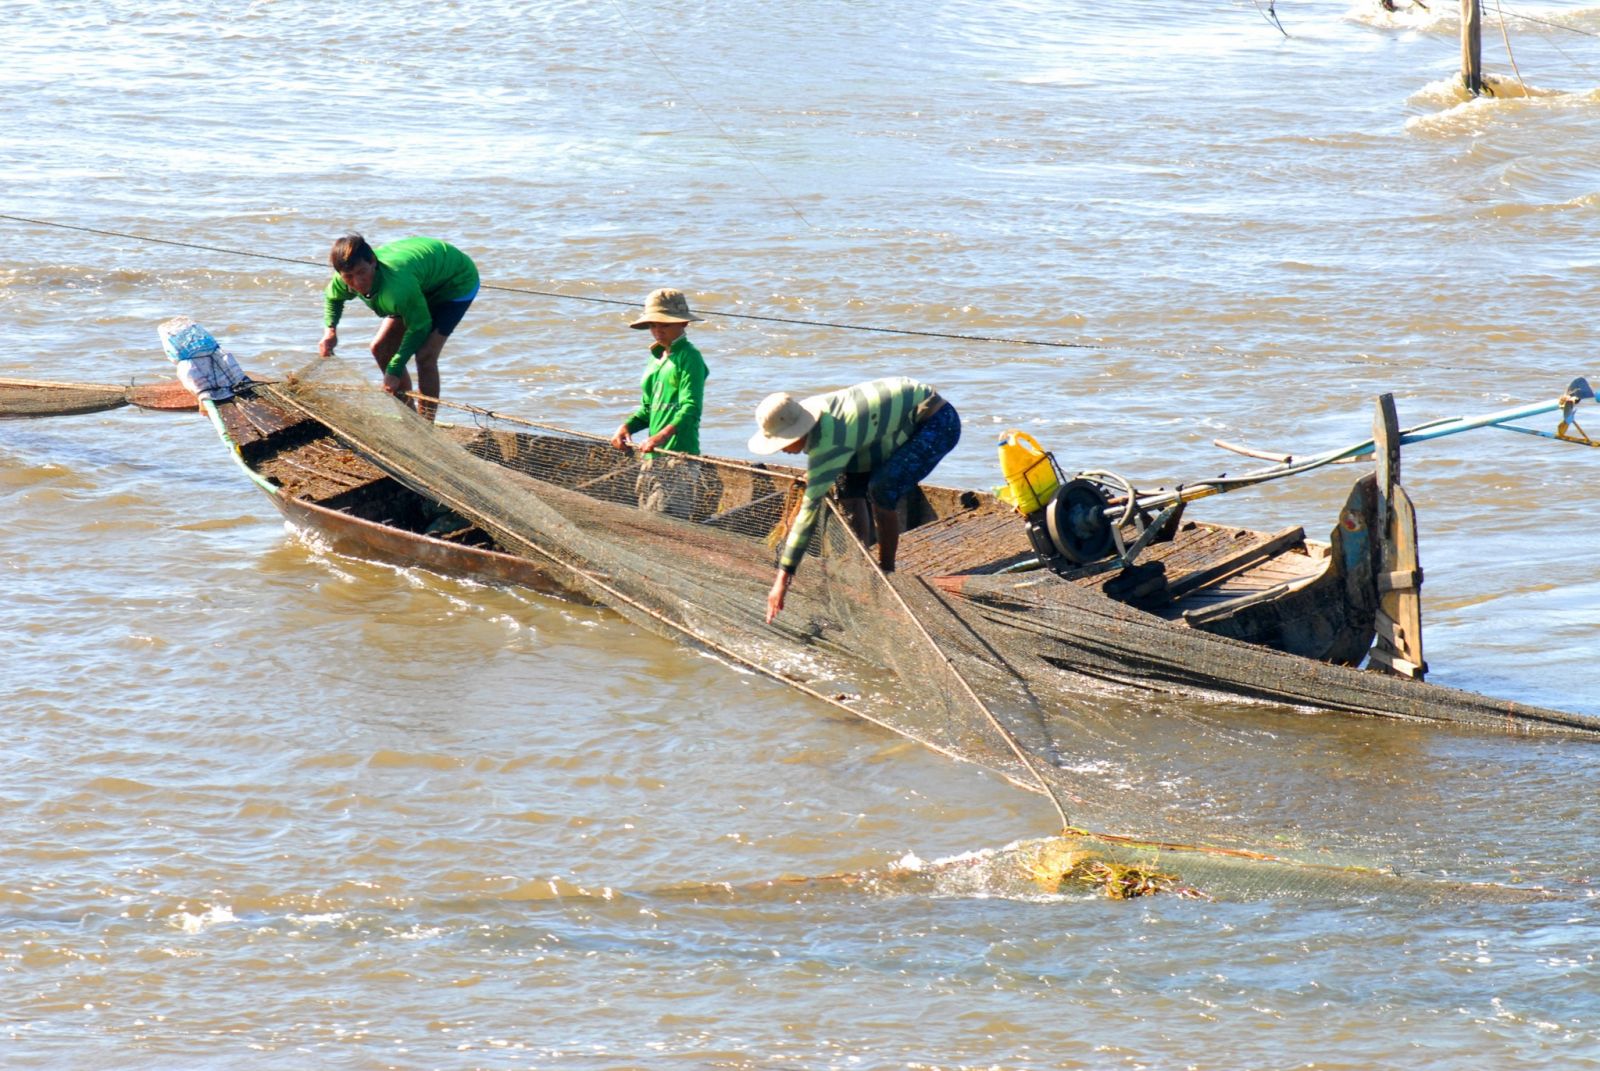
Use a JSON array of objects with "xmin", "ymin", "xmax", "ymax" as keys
[{"xmin": 272, "ymin": 492, "xmax": 582, "ymax": 599}]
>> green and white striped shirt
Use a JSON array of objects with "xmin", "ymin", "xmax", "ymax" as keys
[{"xmin": 779, "ymin": 376, "xmax": 936, "ymax": 573}]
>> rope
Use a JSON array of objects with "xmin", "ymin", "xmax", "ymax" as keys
[
  {"xmin": 0, "ymin": 212, "xmax": 1110, "ymax": 352},
  {"xmin": 1253, "ymin": 0, "xmax": 1289, "ymax": 38},
  {"xmin": 0, "ymin": 211, "xmax": 1516, "ymax": 374},
  {"xmin": 1496, "ymin": 0, "xmax": 1529, "ymax": 95},
  {"xmin": 1498, "ymin": 5, "xmax": 1598, "ymax": 38},
  {"xmin": 0, "ymin": 214, "xmax": 323, "ymax": 269}
]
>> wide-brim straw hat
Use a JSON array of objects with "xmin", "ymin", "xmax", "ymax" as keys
[
  {"xmin": 748, "ymin": 391, "xmax": 825, "ymax": 454},
  {"xmin": 630, "ymin": 287, "xmax": 704, "ymax": 329}
]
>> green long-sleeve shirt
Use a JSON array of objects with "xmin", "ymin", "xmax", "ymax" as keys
[
  {"xmin": 779, "ymin": 376, "xmax": 936, "ymax": 573},
  {"xmin": 625, "ymin": 336, "xmax": 708, "ymax": 454},
  {"xmin": 323, "ymin": 237, "xmax": 479, "ymax": 375}
]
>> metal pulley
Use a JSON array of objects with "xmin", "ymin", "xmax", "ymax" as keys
[{"xmin": 1044, "ymin": 478, "xmax": 1116, "ymax": 564}]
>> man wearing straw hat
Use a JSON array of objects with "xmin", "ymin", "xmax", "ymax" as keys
[
  {"xmin": 749, "ymin": 376, "xmax": 960, "ymax": 623},
  {"xmin": 610, "ymin": 288, "xmax": 710, "ymax": 517}
]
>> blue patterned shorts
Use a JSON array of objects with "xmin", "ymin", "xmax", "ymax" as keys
[{"xmin": 859, "ymin": 402, "xmax": 961, "ymax": 509}]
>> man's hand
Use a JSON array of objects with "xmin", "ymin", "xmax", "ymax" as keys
[
  {"xmin": 318, "ymin": 327, "xmax": 338, "ymax": 357},
  {"xmin": 637, "ymin": 423, "xmax": 675, "ymax": 454},
  {"xmin": 766, "ymin": 569, "xmax": 793, "ymax": 624},
  {"xmin": 610, "ymin": 423, "xmax": 633, "ymax": 450},
  {"xmin": 382, "ymin": 371, "xmax": 406, "ymax": 396}
]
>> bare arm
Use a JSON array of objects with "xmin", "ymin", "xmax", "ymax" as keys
[{"xmin": 766, "ymin": 568, "xmax": 793, "ymax": 624}]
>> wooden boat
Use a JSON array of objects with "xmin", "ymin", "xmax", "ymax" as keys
[
  {"xmin": 207, "ymin": 380, "xmax": 1361, "ymax": 640},
  {"xmin": 207, "ymin": 383, "xmax": 1369, "ymax": 646},
  {"xmin": 203, "ymin": 383, "xmax": 582, "ymax": 599},
  {"xmin": 197, "ymin": 378, "xmax": 1600, "ymax": 736}
]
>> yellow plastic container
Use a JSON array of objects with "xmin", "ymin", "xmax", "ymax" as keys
[{"xmin": 995, "ymin": 430, "xmax": 1060, "ymax": 514}]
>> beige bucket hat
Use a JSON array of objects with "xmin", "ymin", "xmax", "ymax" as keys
[
  {"xmin": 630, "ymin": 287, "xmax": 704, "ymax": 329},
  {"xmin": 748, "ymin": 391, "xmax": 825, "ymax": 454}
]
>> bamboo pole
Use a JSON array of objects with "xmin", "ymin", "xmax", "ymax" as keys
[
  {"xmin": 1461, "ymin": 0, "xmax": 1483, "ymax": 96},
  {"xmin": 1134, "ymin": 379, "xmax": 1595, "ymax": 518}
]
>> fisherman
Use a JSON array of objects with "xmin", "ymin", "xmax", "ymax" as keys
[
  {"xmin": 609, "ymin": 288, "xmax": 710, "ymax": 518},
  {"xmin": 318, "ymin": 234, "xmax": 480, "ymax": 422},
  {"xmin": 748, "ymin": 376, "xmax": 960, "ymax": 623}
]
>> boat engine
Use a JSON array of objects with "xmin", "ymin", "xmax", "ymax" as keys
[
  {"xmin": 994, "ymin": 433, "xmax": 1174, "ymax": 604},
  {"xmin": 1025, "ymin": 477, "xmax": 1115, "ymax": 567},
  {"xmin": 1022, "ymin": 475, "xmax": 1173, "ymax": 607}
]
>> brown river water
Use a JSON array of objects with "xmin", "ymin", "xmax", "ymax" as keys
[{"xmin": 6, "ymin": 2, "xmax": 1600, "ymax": 1068}]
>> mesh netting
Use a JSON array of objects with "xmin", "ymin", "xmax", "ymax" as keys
[
  {"xmin": 0, "ymin": 376, "xmax": 201, "ymax": 416},
  {"xmin": 253, "ymin": 360, "xmax": 1570, "ymax": 902},
  {"xmin": 0, "ymin": 378, "xmax": 131, "ymax": 417},
  {"xmin": 264, "ymin": 360, "xmax": 1071, "ymax": 825},
  {"xmin": 640, "ymin": 832, "xmax": 1560, "ymax": 906}
]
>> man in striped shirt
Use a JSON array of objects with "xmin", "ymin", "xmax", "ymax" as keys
[{"xmin": 748, "ymin": 376, "xmax": 961, "ymax": 623}]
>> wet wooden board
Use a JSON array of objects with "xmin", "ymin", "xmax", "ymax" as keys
[
  {"xmin": 895, "ymin": 503, "xmax": 1031, "ymax": 576},
  {"xmin": 897, "ymin": 507, "xmax": 1317, "ymax": 604},
  {"xmin": 215, "ymin": 392, "xmax": 301, "ymax": 449},
  {"xmin": 258, "ymin": 437, "xmax": 387, "ymax": 501}
]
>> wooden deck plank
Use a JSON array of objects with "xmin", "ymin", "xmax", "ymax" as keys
[
  {"xmin": 897, "ymin": 507, "xmax": 1320, "ymax": 601},
  {"xmin": 896, "ymin": 503, "xmax": 1031, "ymax": 576},
  {"xmin": 1164, "ymin": 526, "xmax": 1307, "ymax": 597},
  {"xmin": 258, "ymin": 435, "xmax": 389, "ymax": 502}
]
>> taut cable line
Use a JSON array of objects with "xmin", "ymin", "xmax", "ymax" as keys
[
  {"xmin": 0, "ymin": 212, "xmax": 1511, "ymax": 373},
  {"xmin": 0, "ymin": 212, "xmax": 1111, "ymax": 353},
  {"xmin": 1498, "ymin": 4, "xmax": 1598, "ymax": 38}
]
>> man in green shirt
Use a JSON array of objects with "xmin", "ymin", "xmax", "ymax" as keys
[
  {"xmin": 318, "ymin": 234, "xmax": 480, "ymax": 421},
  {"xmin": 748, "ymin": 376, "xmax": 960, "ymax": 622}
]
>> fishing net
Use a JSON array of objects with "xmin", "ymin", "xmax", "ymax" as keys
[
  {"xmin": 261, "ymin": 358, "xmax": 1072, "ymax": 825},
  {"xmin": 0, "ymin": 376, "xmax": 199, "ymax": 417},
  {"xmin": 940, "ymin": 570, "xmax": 1600, "ymax": 734},
  {"xmin": 879, "ymin": 833, "xmax": 1556, "ymax": 905},
  {"xmin": 0, "ymin": 378, "xmax": 130, "ymax": 417},
  {"xmin": 639, "ymin": 832, "xmax": 1558, "ymax": 906},
  {"xmin": 250, "ymin": 359, "xmax": 1572, "ymax": 902}
]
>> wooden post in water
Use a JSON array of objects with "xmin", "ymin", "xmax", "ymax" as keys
[
  {"xmin": 1368, "ymin": 394, "xmax": 1427, "ymax": 680},
  {"xmin": 1460, "ymin": 0, "xmax": 1483, "ymax": 96}
]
